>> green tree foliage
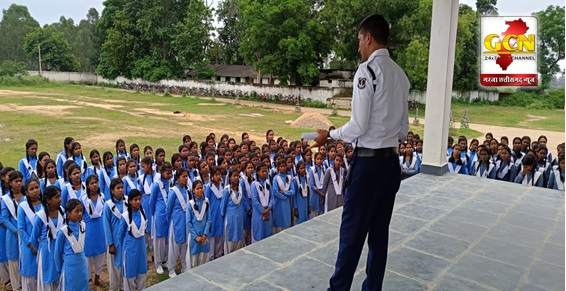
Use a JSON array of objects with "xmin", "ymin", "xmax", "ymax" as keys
[
  {"xmin": 0, "ymin": 60, "xmax": 28, "ymax": 76},
  {"xmin": 397, "ymin": 37, "xmax": 429, "ymax": 90},
  {"xmin": 23, "ymin": 26, "xmax": 79, "ymax": 71},
  {"xmin": 533, "ymin": 5, "xmax": 565, "ymax": 89},
  {"xmin": 239, "ymin": 0, "xmax": 332, "ymax": 86},
  {"xmin": 0, "ymin": 4, "xmax": 40, "ymax": 67},
  {"xmin": 217, "ymin": 0, "xmax": 244, "ymax": 65},
  {"xmin": 172, "ymin": 0, "xmax": 213, "ymax": 72},
  {"xmin": 454, "ymin": 4, "xmax": 479, "ymax": 91},
  {"xmin": 476, "ymin": 0, "xmax": 498, "ymax": 16}
]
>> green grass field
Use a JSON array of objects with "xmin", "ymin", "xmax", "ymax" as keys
[{"xmin": 0, "ymin": 83, "xmax": 563, "ymax": 168}]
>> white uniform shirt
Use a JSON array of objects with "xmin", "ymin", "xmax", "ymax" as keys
[{"xmin": 330, "ymin": 49, "xmax": 410, "ymax": 149}]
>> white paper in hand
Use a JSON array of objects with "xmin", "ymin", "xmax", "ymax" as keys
[{"xmin": 301, "ymin": 132, "xmax": 318, "ymax": 141}]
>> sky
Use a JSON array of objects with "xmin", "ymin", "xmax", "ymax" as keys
[{"xmin": 1, "ymin": 0, "xmax": 563, "ymax": 26}]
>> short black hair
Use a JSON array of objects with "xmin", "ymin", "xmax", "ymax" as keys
[{"xmin": 358, "ymin": 14, "xmax": 389, "ymax": 45}]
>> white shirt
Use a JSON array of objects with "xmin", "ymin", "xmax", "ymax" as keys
[{"xmin": 330, "ymin": 49, "xmax": 410, "ymax": 149}]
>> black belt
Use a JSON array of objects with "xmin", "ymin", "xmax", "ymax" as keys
[{"xmin": 355, "ymin": 147, "xmax": 398, "ymax": 158}]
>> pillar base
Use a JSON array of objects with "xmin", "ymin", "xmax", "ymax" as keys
[{"xmin": 420, "ymin": 163, "xmax": 448, "ymax": 176}]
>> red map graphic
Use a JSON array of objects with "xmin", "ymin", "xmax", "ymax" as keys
[{"xmin": 495, "ymin": 18, "xmax": 529, "ymax": 70}]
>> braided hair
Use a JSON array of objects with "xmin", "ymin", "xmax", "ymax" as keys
[
  {"xmin": 125, "ymin": 189, "xmax": 146, "ymax": 237},
  {"xmin": 89, "ymin": 149, "xmax": 101, "ymax": 176},
  {"xmin": 42, "ymin": 186, "xmax": 64, "ymax": 240},
  {"xmin": 64, "ymin": 198, "xmax": 83, "ymax": 235},
  {"xmin": 8, "ymin": 171, "xmax": 24, "ymax": 217},
  {"xmin": 24, "ymin": 178, "xmax": 40, "ymax": 214},
  {"xmin": 85, "ymin": 174, "xmax": 101, "ymax": 215},
  {"xmin": 25, "ymin": 139, "xmax": 38, "ymax": 164},
  {"xmin": 191, "ymin": 180, "xmax": 208, "ymax": 212},
  {"xmin": 63, "ymin": 137, "xmax": 74, "ymax": 159},
  {"xmin": 71, "ymin": 142, "xmax": 87, "ymax": 173},
  {"xmin": 1, "ymin": 167, "xmax": 15, "ymax": 194}
]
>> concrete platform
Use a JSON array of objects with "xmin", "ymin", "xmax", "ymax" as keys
[{"xmin": 148, "ymin": 173, "xmax": 565, "ymax": 290}]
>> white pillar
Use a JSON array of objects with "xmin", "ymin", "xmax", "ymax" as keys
[{"xmin": 420, "ymin": 0, "xmax": 459, "ymax": 176}]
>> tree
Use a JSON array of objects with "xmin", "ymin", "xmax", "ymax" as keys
[
  {"xmin": 397, "ymin": 37, "xmax": 429, "ymax": 90},
  {"xmin": 172, "ymin": 0, "xmax": 213, "ymax": 71},
  {"xmin": 216, "ymin": 0, "xmax": 244, "ymax": 65},
  {"xmin": 23, "ymin": 26, "xmax": 79, "ymax": 71},
  {"xmin": 0, "ymin": 4, "xmax": 40, "ymax": 67},
  {"xmin": 0, "ymin": 60, "xmax": 28, "ymax": 76},
  {"xmin": 453, "ymin": 4, "xmax": 479, "ymax": 91},
  {"xmin": 239, "ymin": 0, "xmax": 332, "ymax": 86},
  {"xmin": 533, "ymin": 5, "xmax": 565, "ymax": 89},
  {"xmin": 476, "ymin": 0, "xmax": 498, "ymax": 16}
]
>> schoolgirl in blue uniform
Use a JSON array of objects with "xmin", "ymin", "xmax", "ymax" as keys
[
  {"xmin": 61, "ymin": 163, "xmax": 85, "ymax": 207},
  {"xmin": 118, "ymin": 189, "xmax": 148, "ymax": 291},
  {"xmin": 400, "ymin": 142, "xmax": 421, "ymax": 179},
  {"xmin": 129, "ymin": 144, "xmax": 141, "ymax": 175},
  {"xmin": 87, "ymin": 149, "xmax": 102, "ymax": 178},
  {"xmin": 2, "ymin": 171, "xmax": 25, "ymax": 291},
  {"xmin": 18, "ymin": 139, "xmax": 39, "ymax": 183},
  {"xmin": 123, "ymin": 159, "xmax": 139, "ymax": 197},
  {"xmin": 82, "ymin": 174, "xmax": 107, "ymax": 287},
  {"xmin": 446, "ymin": 144, "xmax": 468, "ymax": 175},
  {"xmin": 17, "ymin": 178, "xmax": 43, "ymax": 290},
  {"xmin": 251, "ymin": 162, "xmax": 273, "ymax": 243},
  {"xmin": 495, "ymin": 146, "xmax": 517, "ymax": 182},
  {"xmin": 205, "ymin": 166, "xmax": 225, "ymax": 260},
  {"xmin": 31, "ymin": 185, "xmax": 64, "ymax": 291},
  {"xmin": 166, "ymin": 168, "xmax": 190, "ymax": 277},
  {"xmin": 103, "ymin": 178, "xmax": 126, "ymax": 291},
  {"xmin": 69, "ymin": 142, "xmax": 89, "ymax": 182},
  {"xmin": 99, "ymin": 151, "xmax": 117, "ymax": 201},
  {"xmin": 514, "ymin": 155, "xmax": 544, "ymax": 187},
  {"xmin": 187, "ymin": 180, "xmax": 211, "ymax": 268},
  {"xmin": 309, "ymin": 152, "xmax": 325, "ymax": 218},
  {"xmin": 0, "ymin": 167, "xmax": 14, "ymax": 290},
  {"xmin": 138, "ymin": 156, "xmax": 156, "ymax": 255},
  {"xmin": 471, "ymin": 146, "xmax": 496, "ymax": 179},
  {"xmin": 548, "ymin": 154, "xmax": 565, "ymax": 190},
  {"xmin": 56, "ymin": 137, "xmax": 74, "ymax": 178},
  {"xmin": 114, "ymin": 139, "xmax": 130, "ymax": 166},
  {"xmin": 291, "ymin": 161, "xmax": 310, "ymax": 225},
  {"xmin": 221, "ymin": 168, "xmax": 245, "ymax": 254},
  {"xmin": 304, "ymin": 149, "xmax": 314, "ymax": 169},
  {"xmin": 272, "ymin": 160, "xmax": 293, "ymax": 234},
  {"xmin": 198, "ymin": 160, "xmax": 211, "ymax": 187},
  {"xmin": 40, "ymin": 159, "xmax": 65, "ymax": 192},
  {"xmin": 239, "ymin": 161, "xmax": 255, "ymax": 245},
  {"xmin": 323, "ymin": 144, "xmax": 336, "ymax": 171},
  {"xmin": 150, "ymin": 162, "xmax": 172, "ymax": 275},
  {"xmin": 54, "ymin": 199, "xmax": 88, "ymax": 291}
]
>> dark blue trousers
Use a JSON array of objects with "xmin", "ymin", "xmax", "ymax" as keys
[{"xmin": 329, "ymin": 153, "xmax": 401, "ymax": 291}]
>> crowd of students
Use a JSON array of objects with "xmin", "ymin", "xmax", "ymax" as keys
[
  {"xmin": 399, "ymin": 131, "xmax": 565, "ymax": 190},
  {"xmin": 0, "ymin": 130, "xmax": 563, "ymax": 291}
]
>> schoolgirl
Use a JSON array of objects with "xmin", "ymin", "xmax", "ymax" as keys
[
  {"xmin": 87, "ymin": 149, "xmax": 102, "ymax": 178},
  {"xmin": 123, "ymin": 159, "xmax": 139, "ymax": 197},
  {"xmin": 471, "ymin": 146, "xmax": 496, "ymax": 179},
  {"xmin": 81, "ymin": 174, "xmax": 107, "ymax": 287},
  {"xmin": 186, "ymin": 180, "xmax": 211, "ymax": 268},
  {"xmin": 99, "ymin": 151, "xmax": 117, "ymax": 201},
  {"xmin": 272, "ymin": 160, "xmax": 293, "ymax": 234},
  {"xmin": 119, "ymin": 189, "xmax": 148, "ymax": 291},
  {"xmin": 265, "ymin": 129, "xmax": 275, "ymax": 146},
  {"xmin": 183, "ymin": 135, "xmax": 192, "ymax": 147},
  {"xmin": 116, "ymin": 157, "xmax": 128, "ymax": 180},
  {"xmin": 400, "ymin": 142, "xmax": 420, "ymax": 179},
  {"xmin": 31, "ymin": 186, "xmax": 64, "ymax": 291},
  {"xmin": 36, "ymin": 152, "xmax": 50, "ymax": 180},
  {"xmin": 321, "ymin": 154, "xmax": 346, "ymax": 212},
  {"xmin": 309, "ymin": 152, "xmax": 325, "ymax": 218},
  {"xmin": 2, "ymin": 171, "xmax": 25, "ymax": 291},
  {"xmin": 18, "ymin": 178, "xmax": 43, "ymax": 290},
  {"xmin": 114, "ymin": 139, "xmax": 130, "ymax": 166},
  {"xmin": 343, "ymin": 146, "xmax": 353, "ymax": 171},
  {"xmin": 19, "ymin": 139, "xmax": 39, "ymax": 183},
  {"xmin": 138, "ymin": 156, "xmax": 156, "ymax": 252},
  {"xmin": 220, "ymin": 168, "xmax": 245, "ymax": 254},
  {"xmin": 154, "ymin": 148, "xmax": 166, "ymax": 174},
  {"xmin": 458, "ymin": 137, "xmax": 472, "ymax": 169},
  {"xmin": 548, "ymin": 154, "xmax": 565, "ymax": 190},
  {"xmin": 446, "ymin": 144, "xmax": 468, "ymax": 175},
  {"xmin": 129, "ymin": 144, "xmax": 141, "ymax": 174},
  {"xmin": 188, "ymin": 142, "xmax": 200, "ymax": 159},
  {"xmin": 40, "ymin": 159, "xmax": 65, "ymax": 192},
  {"xmin": 251, "ymin": 162, "xmax": 272, "ymax": 242},
  {"xmin": 285, "ymin": 155, "xmax": 296, "ymax": 178},
  {"xmin": 536, "ymin": 146, "xmax": 552, "ymax": 186},
  {"xmin": 103, "ymin": 178, "xmax": 126, "ymax": 291},
  {"xmin": 495, "ymin": 146, "xmax": 517, "ymax": 182},
  {"xmin": 489, "ymin": 139, "xmax": 499, "ymax": 164},
  {"xmin": 511, "ymin": 137, "xmax": 525, "ymax": 171},
  {"xmin": 171, "ymin": 153, "xmax": 183, "ymax": 186},
  {"xmin": 150, "ymin": 162, "xmax": 172, "ymax": 275},
  {"xmin": 304, "ymin": 149, "xmax": 314, "ymax": 169},
  {"xmin": 56, "ymin": 137, "xmax": 74, "ymax": 178},
  {"xmin": 166, "ymin": 168, "xmax": 190, "ymax": 278},
  {"xmin": 186, "ymin": 154, "xmax": 199, "ymax": 185},
  {"xmin": 178, "ymin": 145, "xmax": 189, "ymax": 169},
  {"xmin": 0, "ymin": 167, "xmax": 14, "ymax": 290},
  {"xmin": 198, "ymin": 160, "xmax": 211, "ymax": 187},
  {"xmin": 514, "ymin": 155, "xmax": 544, "ymax": 187},
  {"xmin": 205, "ymin": 166, "xmax": 225, "ymax": 260},
  {"xmin": 291, "ymin": 161, "xmax": 310, "ymax": 225},
  {"xmin": 239, "ymin": 161, "xmax": 254, "ymax": 245},
  {"xmin": 399, "ymin": 142, "xmax": 406, "ymax": 157},
  {"xmin": 68, "ymin": 142, "xmax": 88, "ymax": 182},
  {"xmin": 447, "ymin": 136, "xmax": 454, "ymax": 156},
  {"xmin": 538, "ymin": 135, "xmax": 552, "ymax": 162},
  {"xmin": 53, "ymin": 199, "xmax": 88, "ymax": 291},
  {"xmin": 241, "ymin": 132, "xmax": 250, "ymax": 143},
  {"xmin": 323, "ymin": 144, "xmax": 337, "ymax": 171}
]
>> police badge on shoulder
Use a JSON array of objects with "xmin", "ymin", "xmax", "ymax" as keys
[{"xmin": 358, "ymin": 77, "xmax": 366, "ymax": 89}]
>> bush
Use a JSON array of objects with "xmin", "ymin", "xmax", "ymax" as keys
[
  {"xmin": 502, "ymin": 89, "xmax": 564, "ymax": 109},
  {"xmin": 545, "ymin": 88, "xmax": 565, "ymax": 109},
  {"xmin": 526, "ymin": 100, "xmax": 554, "ymax": 110},
  {"xmin": 300, "ymin": 98, "xmax": 327, "ymax": 108},
  {"xmin": 501, "ymin": 90, "xmax": 538, "ymax": 107},
  {"xmin": 0, "ymin": 60, "xmax": 28, "ymax": 77}
]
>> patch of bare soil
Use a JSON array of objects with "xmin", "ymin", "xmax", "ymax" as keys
[
  {"xmin": 0, "ymin": 90, "xmax": 33, "ymax": 95},
  {"xmin": 0, "ymin": 104, "xmax": 78, "ymax": 116}
]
